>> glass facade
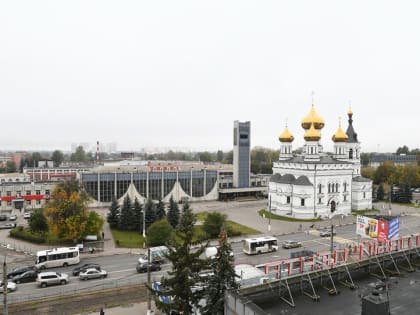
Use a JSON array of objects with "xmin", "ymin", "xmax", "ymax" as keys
[{"xmin": 81, "ymin": 170, "xmax": 218, "ymax": 202}]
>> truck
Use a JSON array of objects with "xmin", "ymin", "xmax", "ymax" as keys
[{"xmin": 138, "ymin": 246, "xmax": 169, "ymax": 265}]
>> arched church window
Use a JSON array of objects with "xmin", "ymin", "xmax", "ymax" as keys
[
  {"xmin": 301, "ymin": 198, "xmax": 305, "ymax": 206},
  {"xmin": 318, "ymin": 184, "xmax": 322, "ymax": 194},
  {"xmin": 328, "ymin": 184, "xmax": 331, "ymax": 193},
  {"xmin": 343, "ymin": 182, "xmax": 347, "ymax": 192},
  {"xmin": 349, "ymin": 149, "xmax": 353, "ymax": 159},
  {"xmin": 335, "ymin": 183, "xmax": 339, "ymax": 192}
]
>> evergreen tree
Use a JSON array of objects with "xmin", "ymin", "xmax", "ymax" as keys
[
  {"xmin": 107, "ymin": 196, "xmax": 120, "ymax": 229},
  {"xmin": 203, "ymin": 229, "xmax": 239, "ymax": 314},
  {"xmin": 119, "ymin": 195, "xmax": 133, "ymax": 230},
  {"xmin": 167, "ymin": 195, "xmax": 180, "ymax": 228},
  {"xmin": 156, "ymin": 199, "xmax": 166, "ymax": 220},
  {"xmin": 29, "ymin": 209, "xmax": 48, "ymax": 234},
  {"xmin": 144, "ymin": 197, "xmax": 157, "ymax": 230},
  {"xmin": 132, "ymin": 197, "xmax": 143, "ymax": 232},
  {"xmin": 377, "ymin": 184, "xmax": 385, "ymax": 201},
  {"xmin": 152, "ymin": 201, "xmax": 208, "ymax": 314}
]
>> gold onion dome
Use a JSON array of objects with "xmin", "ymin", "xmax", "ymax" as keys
[
  {"xmin": 279, "ymin": 127, "xmax": 294, "ymax": 142},
  {"xmin": 301, "ymin": 105, "xmax": 325, "ymax": 130},
  {"xmin": 304, "ymin": 123, "xmax": 321, "ymax": 141},
  {"xmin": 332, "ymin": 124, "xmax": 348, "ymax": 142},
  {"xmin": 348, "ymin": 107, "xmax": 353, "ymax": 117}
]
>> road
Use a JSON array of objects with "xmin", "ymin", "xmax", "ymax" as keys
[{"xmin": 5, "ymin": 211, "xmax": 420, "ymax": 306}]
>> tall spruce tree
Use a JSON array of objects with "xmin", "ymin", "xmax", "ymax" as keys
[
  {"xmin": 377, "ymin": 184, "xmax": 385, "ymax": 201},
  {"xmin": 107, "ymin": 196, "xmax": 120, "ymax": 229},
  {"xmin": 167, "ymin": 195, "xmax": 180, "ymax": 228},
  {"xmin": 119, "ymin": 195, "xmax": 133, "ymax": 230},
  {"xmin": 203, "ymin": 229, "xmax": 239, "ymax": 314},
  {"xmin": 144, "ymin": 197, "xmax": 157, "ymax": 230},
  {"xmin": 156, "ymin": 199, "xmax": 166, "ymax": 220},
  {"xmin": 132, "ymin": 197, "xmax": 143, "ymax": 232},
  {"xmin": 152, "ymin": 201, "xmax": 208, "ymax": 314}
]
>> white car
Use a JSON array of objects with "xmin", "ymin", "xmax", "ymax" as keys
[
  {"xmin": 79, "ymin": 268, "xmax": 107, "ymax": 280},
  {"xmin": 9, "ymin": 214, "xmax": 17, "ymax": 221},
  {"xmin": 0, "ymin": 281, "xmax": 17, "ymax": 293},
  {"xmin": 23, "ymin": 212, "xmax": 31, "ymax": 219}
]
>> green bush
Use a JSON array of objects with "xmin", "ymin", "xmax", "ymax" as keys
[{"xmin": 10, "ymin": 227, "xmax": 46, "ymax": 244}]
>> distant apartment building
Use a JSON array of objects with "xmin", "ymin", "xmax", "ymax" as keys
[
  {"xmin": 23, "ymin": 166, "xmax": 93, "ymax": 181},
  {"xmin": 233, "ymin": 121, "xmax": 251, "ymax": 188}
]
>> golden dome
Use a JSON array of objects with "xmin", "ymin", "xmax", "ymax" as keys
[
  {"xmin": 348, "ymin": 107, "xmax": 353, "ymax": 116},
  {"xmin": 301, "ymin": 105, "xmax": 325, "ymax": 129},
  {"xmin": 304, "ymin": 123, "xmax": 321, "ymax": 141},
  {"xmin": 279, "ymin": 127, "xmax": 294, "ymax": 142},
  {"xmin": 332, "ymin": 124, "xmax": 348, "ymax": 142}
]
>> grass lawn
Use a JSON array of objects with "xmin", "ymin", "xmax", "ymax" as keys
[
  {"xmin": 111, "ymin": 229, "xmax": 145, "ymax": 248},
  {"xmin": 351, "ymin": 209, "xmax": 379, "ymax": 216},
  {"xmin": 258, "ymin": 209, "xmax": 321, "ymax": 222}
]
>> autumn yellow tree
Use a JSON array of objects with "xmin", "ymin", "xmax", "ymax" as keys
[{"xmin": 44, "ymin": 180, "xmax": 103, "ymax": 240}]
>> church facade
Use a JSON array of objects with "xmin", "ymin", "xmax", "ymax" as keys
[{"xmin": 269, "ymin": 105, "xmax": 372, "ymax": 219}]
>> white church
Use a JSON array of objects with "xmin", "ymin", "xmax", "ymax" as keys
[{"xmin": 268, "ymin": 105, "xmax": 372, "ymax": 219}]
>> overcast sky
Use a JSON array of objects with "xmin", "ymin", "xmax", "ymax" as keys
[{"xmin": 1, "ymin": 1, "xmax": 419, "ymax": 153}]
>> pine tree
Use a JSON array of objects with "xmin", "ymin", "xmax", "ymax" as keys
[
  {"xmin": 119, "ymin": 195, "xmax": 133, "ymax": 230},
  {"xmin": 152, "ymin": 201, "xmax": 208, "ymax": 314},
  {"xmin": 377, "ymin": 184, "xmax": 385, "ymax": 201},
  {"xmin": 144, "ymin": 197, "xmax": 157, "ymax": 230},
  {"xmin": 107, "ymin": 196, "xmax": 120, "ymax": 229},
  {"xmin": 132, "ymin": 197, "xmax": 143, "ymax": 232},
  {"xmin": 167, "ymin": 195, "xmax": 180, "ymax": 228},
  {"xmin": 156, "ymin": 199, "xmax": 166, "ymax": 220},
  {"xmin": 203, "ymin": 229, "xmax": 239, "ymax": 314}
]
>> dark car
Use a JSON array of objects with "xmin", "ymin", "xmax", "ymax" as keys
[
  {"xmin": 136, "ymin": 262, "xmax": 161, "ymax": 273},
  {"xmin": 72, "ymin": 263, "xmax": 101, "ymax": 276},
  {"xmin": 7, "ymin": 266, "xmax": 37, "ymax": 279},
  {"xmin": 0, "ymin": 214, "xmax": 7, "ymax": 221},
  {"xmin": 12, "ymin": 270, "xmax": 38, "ymax": 284}
]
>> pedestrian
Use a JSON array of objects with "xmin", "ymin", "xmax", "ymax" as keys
[
  {"xmin": 102, "ymin": 231, "xmax": 105, "ymax": 240},
  {"xmin": 100, "ymin": 307, "xmax": 105, "ymax": 315}
]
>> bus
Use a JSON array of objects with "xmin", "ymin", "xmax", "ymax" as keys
[
  {"xmin": 242, "ymin": 236, "xmax": 278, "ymax": 255},
  {"xmin": 35, "ymin": 247, "xmax": 80, "ymax": 269}
]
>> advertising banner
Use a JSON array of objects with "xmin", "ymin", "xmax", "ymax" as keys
[
  {"xmin": 388, "ymin": 217, "xmax": 400, "ymax": 240},
  {"xmin": 377, "ymin": 220, "xmax": 389, "ymax": 242},
  {"xmin": 356, "ymin": 215, "xmax": 378, "ymax": 239}
]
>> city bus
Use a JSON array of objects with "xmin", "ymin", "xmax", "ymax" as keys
[
  {"xmin": 35, "ymin": 247, "xmax": 80, "ymax": 269},
  {"xmin": 242, "ymin": 236, "xmax": 278, "ymax": 255}
]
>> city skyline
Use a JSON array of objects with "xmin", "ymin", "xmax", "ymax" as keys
[{"xmin": 1, "ymin": 1, "xmax": 419, "ymax": 153}]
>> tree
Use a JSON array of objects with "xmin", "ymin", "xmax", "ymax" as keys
[
  {"xmin": 144, "ymin": 197, "xmax": 157, "ymax": 230},
  {"xmin": 29, "ymin": 209, "xmax": 48, "ymax": 234},
  {"xmin": 107, "ymin": 196, "xmax": 120, "ymax": 228},
  {"xmin": 152, "ymin": 201, "xmax": 208, "ymax": 314},
  {"xmin": 44, "ymin": 180, "xmax": 103, "ymax": 240},
  {"xmin": 374, "ymin": 161, "xmax": 395, "ymax": 184},
  {"xmin": 167, "ymin": 195, "xmax": 180, "ymax": 228},
  {"xmin": 396, "ymin": 145, "xmax": 410, "ymax": 155},
  {"xmin": 132, "ymin": 197, "xmax": 143, "ymax": 232},
  {"xmin": 202, "ymin": 229, "xmax": 239, "ymax": 314},
  {"xmin": 119, "ymin": 195, "xmax": 133, "ymax": 230},
  {"xmin": 51, "ymin": 150, "xmax": 64, "ymax": 167},
  {"xmin": 156, "ymin": 199, "xmax": 166, "ymax": 220},
  {"xmin": 216, "ymin": 150, "xmax": 224, "ymax": 162},
  {"xmin": 146, "ymin": 219, "xmax": 173, "ymax": 247},
  {"xmin": 24, "ymin": 152, "xmax": 43, "ymax": 168},
  {"xmin": 202, "ymin": 212, "xmax": 227, "ymax": 239},
  {"xmin": 5, "ymin": 161, "xmax": 16, "ymax": 173},
  {"xmin": 70, "ymin": 146, "xmax": 87, "ymax": 162},
  {"xmin": 377, "ymin": 184, "xmax": 385, "ymax": 201}
]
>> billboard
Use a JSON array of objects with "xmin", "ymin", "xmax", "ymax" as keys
[
  {"xmin": 356, "ymin": 215, "xmax": 378, "ymax": 239},
  {"xmin": 357, "ymin": 215, "xmax": 400, "ymax": 242}
]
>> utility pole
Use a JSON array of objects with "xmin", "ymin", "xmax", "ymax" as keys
[
  {"xmin": 3, "ymin": 255, "xmax": 8, "ymax": 315},
  {"xmin": 146, "ymin": 247, "xmax": 152, "ymax": 315},
  {"xmin": 330, "ymin": 224, "xmax": 334, "ymax": 268}
]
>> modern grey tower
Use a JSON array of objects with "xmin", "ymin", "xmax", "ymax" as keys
[{"xmin": 233, "ymin": 121, "xmax": 251, "ymax": 188}]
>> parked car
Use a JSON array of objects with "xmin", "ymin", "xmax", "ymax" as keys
[
  {"xmin": 7, "ymin": 266, "xmax": 37, "ymax": 279},
  {"xmin": 72, "ymin": 263, "xmax": 101, "ymax": 276},
  {"xmin": 0, "ymin": 281, "xmax": 17, "ymax": 293},
  {"xmin": 79, "ymin": 268, "xmax": 107, "ymax": 280},
  {"xmin": 0, "ymin": 223, "xmax": 17, "ymax": 229},
  {"xmin": 9, "ymin": 214, "xmax": 17, "ymax": 221},
  {"xmin": 0, "ymin": 214, "xmax": 7, "ymax": 221},
  {"xmin": 282, "ymin": 240, "xmax": 302, "ymax": 249},
  {"xmin": 23, "ymin": 211, "xmax": 31, "ymax": 219},
  {"xmin": 36, "ymin": 272, "xmax": 69, "ymax": 288},
  {"xmin": 319, "ymin": 229, "xmax": 337, "ymax": 237},
  {"xmin": 12, "ymin": 270, "xmax": 38, "ymax": 284},
  {"xmin": 136, "ymin": 262, "xmax": 161, "ymax": 273}
]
